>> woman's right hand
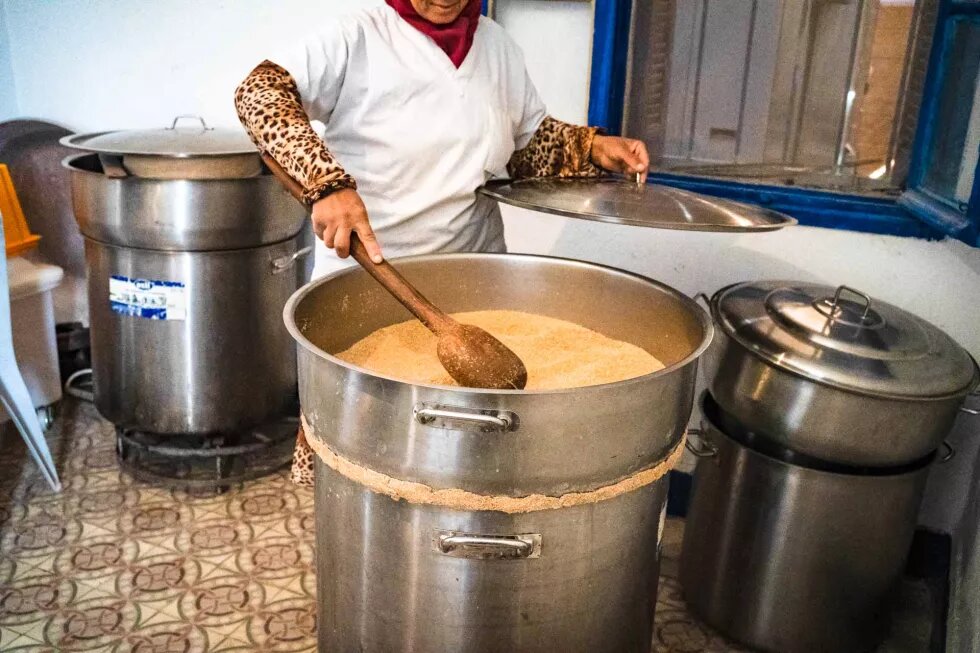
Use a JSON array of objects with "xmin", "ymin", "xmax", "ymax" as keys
[{"xmin": 311, "ymin": 189, "xmax": 384, "ymax": 263}]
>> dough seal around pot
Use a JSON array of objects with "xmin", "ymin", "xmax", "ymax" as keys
[{"xmin": 301, "ymin": 414, "xmax": 685, "ymax": 514}]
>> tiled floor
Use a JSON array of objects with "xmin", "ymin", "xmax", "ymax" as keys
[
  {"xmin": 0, "ymin": 401, "xmax": 316, "ymax": 652},
  {"xmin": 0, "ymin": 400, "xmax": 933, "ymax": 652}
]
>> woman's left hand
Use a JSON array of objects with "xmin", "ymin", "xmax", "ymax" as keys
[{"xmin": 590, "ymin": 135, "xmax": 650, "ymax": 182}]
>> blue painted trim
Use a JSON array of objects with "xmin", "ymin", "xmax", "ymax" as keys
[
  {"xmin": 481, "ymin": 0, "xmax": 488, "ymax": 17},
  {"xmin": 649, "ymin": 173, "xmax": 943, "ymax": 240},
  {"xmin": 906, "ymin": 3, "xmax": 952, "ymax": 194},
  {"xmin": 968, "ymin": 147, "xmax": 980, "ymax": 247},
  {"xmin": 899, "ymin": 190, "xmax": 974, "ymax": 238},
  {"xmin": 903, "ymin": 0, "xmax": 980, "ymax": 245},
  {"xmin": 588, "ymin": 0, "xmax": 632, "ymax": 134}
]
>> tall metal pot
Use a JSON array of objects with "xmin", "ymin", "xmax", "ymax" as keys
[
  {"xmin": 285, "ymin": 254, "xmax": 713, "ymax": 652},
  {"xmin": 706, "ymin": 281, "xmax": 979, "ymax": 467},
  {"xmin": 65, "ymin": 152, "xmax": 308, "ymax": 434},
  {"xmin": 86, "ymin": 239, "xmax": 305, "ymax": 434},
  {"xmin": 681, "ymin": 393, "xmax": 936, "ymax": 653}
]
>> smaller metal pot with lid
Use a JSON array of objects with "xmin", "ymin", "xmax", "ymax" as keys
[
  {"xmin": 706, "ymin": 280, "xmax": 979, "ymax": 467},
  {"xmin": 62, "ymin": 114, "xmax": 263, "ymax": 180}
]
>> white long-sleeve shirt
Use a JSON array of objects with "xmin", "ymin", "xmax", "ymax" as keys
[{"xmin": 274, "ymin": 5, "xmax": 547, "ymax": 278}]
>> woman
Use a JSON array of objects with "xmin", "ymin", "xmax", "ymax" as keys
[{"xmin": 235, "ymin": 0, "xmax": 649, "ymax": 487}]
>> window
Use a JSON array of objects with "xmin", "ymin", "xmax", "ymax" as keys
[
  {"xmin": 589, "ymin": 0, "xmax": 980, "ymax": 245},
  {"xmin": 903, "ymin": 5, "xmax": 980, "ymax": 240}
]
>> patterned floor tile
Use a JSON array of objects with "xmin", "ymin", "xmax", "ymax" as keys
[
  {"xmin": 174, "ymin": 517, "xmax": 254, "ymax": 558},
  {"xmin": 0, "ymin": 629, "xmax": 44, "ymax": 650},
  {"xmin": 40, "ymin": 596, "xmax": 142, "ymax": 650},
  {"xmin": 246, "ymin": 596, "xmax": 317, "ymax": 652},
  {"xmin": 117, "ymin": 619, "xmax": 212, "ymax": 652}
]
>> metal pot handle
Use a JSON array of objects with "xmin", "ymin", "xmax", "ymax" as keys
[
  {"xmin": 685, "ymin": 427, "xmax": 718, "ymax": 458},
  {"xmin": 414, "ymin": 405, "xmax": 517, "ymax": 432},
  {"xmin": 271, "ymin": 246, "xmax": 313, "ymax": 274},
  {"xmin": 828, "ymin": 285, "xmax": 873, "ymax": 321},
  {"xmin": 64, "ymin": 369, "xmax": 94, "ymax": 403},
  {"xmin": 169, "ymin": 115, "xmax": 211, "ymax": 131},
  {"xmin": 435, "ymin": 531, "xmax": 541, "ymax": 560}
]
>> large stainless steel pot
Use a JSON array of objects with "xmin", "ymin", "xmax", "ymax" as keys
[
  {"xmin": 65, "ymin": 151, "xmax": 309, "ymax": 435},
  {"xmin": 286, "ymin": 254, "xmax": 713, "ymax": 652},
  {"xmin": 87, "ymin": 238, "xmax": 305, "ymax": 434},
  {"xmin": 681, "ymin": 394, "xmax": 934, "ymax": 653},
  {"xmin": 707, "ymin": 281, "xmax": 979, "ymax": 466}
]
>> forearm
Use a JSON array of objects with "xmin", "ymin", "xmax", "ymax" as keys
[
  {"xmin": 507, "ymin": 116, "xmax": 602, "ymax": 179},
  {"xmin": 234, "ymin": 60, "xmax": 356, "ymax": 205}
]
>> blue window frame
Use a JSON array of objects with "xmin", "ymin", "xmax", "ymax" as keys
[
  {"xmin": 902, "ymin": 1, "xmax": 980, "ymax": 244},
  {"xmin": 589, "ymin": 0, "xmax": 980, "ymax": 246}
]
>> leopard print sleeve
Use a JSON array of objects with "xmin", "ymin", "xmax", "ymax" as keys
[
  {"xmin": 234, "ymin": 60, "xmax": 356, "ymax": 205},
  {"xmin": 290, "ymin": 424, "xmax": 315, "ymax": 488},
  {"xmin": 507, "ymin": 116, "xmax": 602, "ymax": 179}
]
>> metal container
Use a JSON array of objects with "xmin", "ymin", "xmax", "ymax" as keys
[
  {"xmin": 86, "ymin": 238, "xmax": 305, "ymax": 433},
  {"xmin": 65, "ymin": 153, "xmax": 301, "ymax": 251},
  {"xmin": 681, "ymin": 394, "xmax": 934, "ymax": 653},
  {"xmin": 285, "ymin": 254, "xmax": 713, "ymax": 652},
  {"xmin": 707, "ymin": 281, "xmax": 979, "ymax": 466},
  {"xmin": 64, "ymin": 147, "xmax": 308, "ymax": 435},
  {"xmin": 61, "ymin": 115, "xmax": 263, "ymax": 179}
]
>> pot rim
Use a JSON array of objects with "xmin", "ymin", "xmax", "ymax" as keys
[
  {"xmin": 698, "ymin": 393, "xmax": 939, "ymax": 477},
  {"xmin": 59, "ymin": 126, "xmax": 258, "ymax": 158},
  {"xmin": 61, "ymin": 152, "xmax": 268, "ymax": 178},
  {"xmin": 709, "ymin": 282, "xmax": 980, "ymax": 402},
  {"xmin": 284, "ymin": 252, "xmax": 715, "ymax": 396}
]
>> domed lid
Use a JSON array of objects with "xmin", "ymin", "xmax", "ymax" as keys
[
  {"xmin": 479, "ymin": 176, "xmax": 796, "ymax": 232},
  {"xmin": 711, "ymin": 280, "xmax": 979, "ymax": 399},
  {"xmin": 60, "ymin": 115, "xmax": 256, "ymax": 158}
]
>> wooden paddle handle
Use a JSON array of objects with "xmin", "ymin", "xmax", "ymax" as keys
[{"xmin": 261, "ymin": 152, "xmax": 454, "ymax": 334}]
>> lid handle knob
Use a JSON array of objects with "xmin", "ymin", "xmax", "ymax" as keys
[
  {"xmin": 819, "ymin": 285, "xmax": 875, "ymax": 327},
  {"xmin": 168, "ymin": 115, "xmax": 211, "ymax": 131}
]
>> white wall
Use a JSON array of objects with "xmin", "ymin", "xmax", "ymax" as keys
[
  {"xmin": 0, "ymin": 0, "xmax": 592, "ymax": 132},
  {"xmin": 1, "ymin": 0, "xmax": 378, "ymax": 131},
  {"xmin": 494, "ymin": 0, "xmax": 594, "ymax": 124},
  {"xmin": 0, "ymin": 3, "xmax": 16, "ymax": 120}
]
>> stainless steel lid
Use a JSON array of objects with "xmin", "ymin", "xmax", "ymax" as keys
[
  {"xmin": 479, "ymin": 176, "xmax": 796, "ymax": 232},
  {"xmin": 711, "ymin": 280, "xmax": 979, "ymax": 399},
  {"xmin": 60, "ymin": 115, "xmax": 256, "ymax": 158}
]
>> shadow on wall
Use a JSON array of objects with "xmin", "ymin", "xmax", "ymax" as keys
[
  {"xmin": 0, "ymin": 120, "xmax": 84, "ymax": 277},
  {"xmin": 951, "ymin": 245, "xmax": 980, "ymax": 277},
  {"xmin": 506, "ymin": 208, "xmax": 829, "ymax": 294}
]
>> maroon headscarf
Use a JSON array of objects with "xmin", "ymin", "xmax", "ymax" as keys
[{"xmin": 386, "ymin": 0, "xmax": 482, "ymax": 68}]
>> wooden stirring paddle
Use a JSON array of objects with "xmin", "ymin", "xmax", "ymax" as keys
[{"xmin": 262, "ymin": 153, "xmax": 528, "ymax": 390}]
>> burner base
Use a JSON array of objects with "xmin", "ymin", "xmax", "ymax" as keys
[{"xmin": 116, "ymin": 416, "xmax": 298, "ymax": 492}]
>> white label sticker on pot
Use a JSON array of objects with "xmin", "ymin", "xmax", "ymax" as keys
[{"xmin": 109, "ymin": 275, "xmax": 186, "ymax": 320}]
